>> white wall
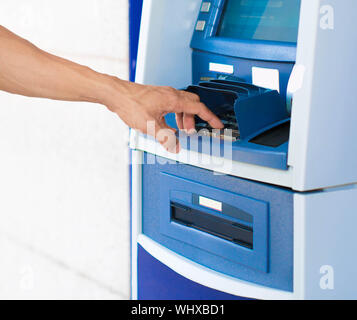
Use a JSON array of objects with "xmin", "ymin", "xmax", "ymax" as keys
[{"xmin": 0, "ymin": 0, "xmax": 130, "ymax": 299}]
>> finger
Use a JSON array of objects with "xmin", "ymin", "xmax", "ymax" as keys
[
  {"xmin": 179, "ymin": 90, "xmax": 200, "ymax": 102},
  {"xmin": 155, "ymin": 121, "xmax": 180, "ymax": 154},
  {"xmin": 159, "ymin": 118, "xmax": 177, "ymax": 134},
  {"xmin": 175, "ymin": 113, "xmax": 184, "ymax": 130},
  {"xmin": 178, "ymin": 101, "xmax": 224, "ymax": 129},
  {"xmin": 183, "ymin": 113, "xmax": 196, "ymax": 132}
]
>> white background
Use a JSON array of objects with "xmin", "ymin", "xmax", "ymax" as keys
[{"xmin": 0, "ymin": 0, "xmax": 130, "ymax": 299}]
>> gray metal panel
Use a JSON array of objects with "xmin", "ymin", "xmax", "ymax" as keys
[
  {"xmin": 297, "ymin": 186, "xmax": 357, "ymax": 299},
  {"xmin": 135, "ymin": 0, "xmax": 201, "ymax": 87},
  {"xmin": 290, "ymin": 0, "xmax": 357, "ymax": 190}
]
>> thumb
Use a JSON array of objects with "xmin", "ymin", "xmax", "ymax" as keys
[{"xmin": 155, "ymin": 121, "xmax": 180, "ymax": 154}]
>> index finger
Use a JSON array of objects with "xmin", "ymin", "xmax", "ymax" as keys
[
  {"xmin": 178, "ymin": 100, "xmax": 224, "ymax": 129},
  {"xmin": 179, "ymin": 90, "xmax": 201, "ymax": 102}
]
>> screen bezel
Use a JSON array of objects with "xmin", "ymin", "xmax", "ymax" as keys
[
  {"xmin": 216, "ymin": 0, "xmax": 301, "ymax": 44},
  {"xmin": 191, "ymin": 0, "xmax": 301, "ymax": 62}
]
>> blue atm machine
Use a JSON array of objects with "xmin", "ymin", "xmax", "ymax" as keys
[{"xmin": 130, "ymin": 0, "xmax": 357, "ymax": 299}]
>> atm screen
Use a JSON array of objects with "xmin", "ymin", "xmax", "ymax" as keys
[{"xmin": 216, "ymin": 0, "xmax": 301, "ymax": 43}]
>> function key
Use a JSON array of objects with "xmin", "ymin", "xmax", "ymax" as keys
[
  {"xmin": 195, "ymin": 20, "xmax": 206, "ymax": 31},
  {"xmin": 200, "ymin": 2, "xmax": 211, "ymax": 13}
]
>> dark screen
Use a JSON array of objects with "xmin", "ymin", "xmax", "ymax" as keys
[{"xmin": 217, "ymin": 0, "xmax": 301, "ymax": 43}]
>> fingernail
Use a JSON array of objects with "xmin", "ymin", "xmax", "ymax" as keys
[{"xmin": 187, "ymin": 129, "xmax": 197, "ymax": 135}]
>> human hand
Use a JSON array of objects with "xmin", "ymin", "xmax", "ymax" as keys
[{"xmin": 104, "ymin": 79, "xmax": 223, "ymax": 153}]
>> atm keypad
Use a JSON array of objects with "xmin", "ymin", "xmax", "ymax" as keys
[{"xmin": 195, "ymin": 111, "xmax": 240, "ymax": 142}]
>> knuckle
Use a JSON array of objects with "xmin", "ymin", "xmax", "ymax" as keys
[
  {"xmin": 198, "ymin": 101, "xmax": 208, "ymax": 109},
  {"xmin": 163, "ymin": 86, "xmax": 176, "ymax": 94},
  {"xmin": 169, "ymin": 94, "xmax": 180, "ymax": 108},
  {"xmin": 196, "ymin": 102, "xmax": 207, "ymax": 113},
  {"xmin": 186, "ymin": 92, "xmax": 200, "ymax": 101}
]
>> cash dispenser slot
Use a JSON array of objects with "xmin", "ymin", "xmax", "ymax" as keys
[
  {"xmin": 171, "ymin": 202, "xmax": 253, "ymax": 249},
  {"xmin": 159, "ymin": 172, "xmax": 270, "ymax": 273}
]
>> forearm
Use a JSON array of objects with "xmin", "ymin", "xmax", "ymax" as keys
[
  {"xmin": 0, "ymin": 25, "xmax": 120, "ymax": 104},
  {"xmin": 0, "ymin": 25, "xmax": 223, "ymax": 153}
]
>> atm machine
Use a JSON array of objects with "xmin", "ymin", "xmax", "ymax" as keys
[{"xmin": 130, "ymin": 0, "xmax": 357, "ymax": 300}]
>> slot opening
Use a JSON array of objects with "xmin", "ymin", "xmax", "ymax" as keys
[{"xmin": 171, "ymin": 202, "xmax": 253, "ymax": 249}]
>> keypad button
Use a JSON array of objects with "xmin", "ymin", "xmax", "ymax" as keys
[{"xmin": 201, "ymin": 2, "xmax": 211, "ymax": 13}]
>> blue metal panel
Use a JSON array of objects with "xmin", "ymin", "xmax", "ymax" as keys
[
  {"xmin": 129, "ymin": 1, "xmax": 143, "ymax": 297},
  {"xmin": 138, "ymin": 245, "xmax": 250, "ymax": 300},
  {"xmin": 142, "ymin": 154, "xmax": 294, "ymax": 292},
  {"xmin": 129, "ymin": 0, "xmax": 143, "ymax": 82}
]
